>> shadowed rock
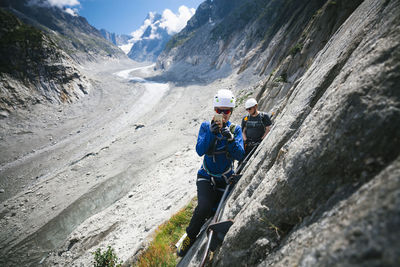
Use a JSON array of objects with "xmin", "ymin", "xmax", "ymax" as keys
[{"xmin": 176, "ymin": 0, "xmax": 400, "ymax": 265}]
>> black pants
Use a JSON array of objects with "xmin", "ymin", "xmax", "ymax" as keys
[
  {"xmin": 186, "ymin": 174, "xmax": 226, "ymax": 239},
  {"xmin": 244, "ymin": 140, "xmax": 260, "ymax": 158}
]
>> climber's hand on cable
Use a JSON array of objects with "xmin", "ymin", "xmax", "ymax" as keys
[{"xmin": 221, "ymin": 126, "xmax": 234, "ymax": 141}]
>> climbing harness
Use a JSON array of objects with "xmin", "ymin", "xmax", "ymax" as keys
[
  {"xmin": 201, "ymin": 159, "xmax": 233, "ymax": 185},
  {"xmin": 196, "ymin": 176, "xmax": 225, "ymax": 192}
]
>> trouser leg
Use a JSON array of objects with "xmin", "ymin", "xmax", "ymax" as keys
[
  {"xmin": 186, "ymin": 175, "xmax": 222, "ymax": 239},
  {"xmin": 244, "ymin": 142, "xmax": 253, "ymax": 158},
  {"xmin": 244, "ymin": 141, "xmax": 259, "ymax": 158}
]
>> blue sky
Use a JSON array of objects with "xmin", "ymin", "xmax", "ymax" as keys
[{"xmin": 57, "ymin": 0, "xmax": 204, "ymax": 35}]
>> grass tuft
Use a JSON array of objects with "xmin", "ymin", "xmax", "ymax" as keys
[
  {"xmin": 289, "ymin": 43, "xmax": 303, "ymax": 56},
  {"xmin": 134, "ymin": 198, "xmax": 196, "ymax": 267},
  {"xmin": 274, "ymin": 73, "xmax": 288, "ymax": 83}
]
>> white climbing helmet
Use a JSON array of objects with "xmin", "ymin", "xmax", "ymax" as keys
[
  {"xmin": 213, "ymin": 89, "xmax": 236, "ymax": 108},
  {"xmin": 245, "ymin": 98, "xmax": 258, "ymax": 109}
]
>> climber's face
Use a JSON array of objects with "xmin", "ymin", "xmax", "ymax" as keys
[
  {"xmin": 246, "ymin": 105, "xmax": 257, "ymax": 116},
  {"xmin": 215, "ymin": 107, "xmax": 233, "ymax": 122}
]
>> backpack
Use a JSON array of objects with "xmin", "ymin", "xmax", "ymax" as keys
[{"xmin": 243, "ymin": 112, "xmax": 269, "ymax": 129}]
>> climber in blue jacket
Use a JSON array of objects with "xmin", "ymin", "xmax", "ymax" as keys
[{"xmin": 177, "ymin": 89, "xmax": 245, "ymax": 257}]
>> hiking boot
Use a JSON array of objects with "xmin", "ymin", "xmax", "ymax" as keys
[{"xmin": 177, "ymin": 235, "xmax": 195, "ymax": 257}]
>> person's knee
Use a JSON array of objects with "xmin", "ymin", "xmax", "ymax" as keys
[{"xmin": 197, "ymin": 200, "xmax": 213, "ymax": 216}]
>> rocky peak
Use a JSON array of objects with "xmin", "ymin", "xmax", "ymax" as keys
[
  {"xmin": 126, "ymin": 12, "xmax": 173, "ymax": 62},
  {"xmin": 99, "ymin": 29, "xmax": 131, "ymax": 47}
]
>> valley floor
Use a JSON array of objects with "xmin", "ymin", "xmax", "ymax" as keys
[{"xmin": 0, "ymin": 58, "xmax": 240, "ymax": 266}]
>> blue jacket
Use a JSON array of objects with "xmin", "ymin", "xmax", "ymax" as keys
[{"xmin": 196, "ymin": 121, "xmax": 245, "ymax": 181}]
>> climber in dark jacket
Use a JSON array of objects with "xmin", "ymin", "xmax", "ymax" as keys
[
  {"xmin": 241, "ymin": 98, "xmax": 272, "ymax": 157},
  {"xmin": 177, "ymin": 89, "xmax": 245, "ymax": 257}
]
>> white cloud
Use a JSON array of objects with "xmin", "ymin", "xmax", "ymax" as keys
[
  {"xmin": 121, "ymin": 5, "xmax": 196, "ymax": 54},
  {"xmin": 160, "ymin": 6, "xmax": 195, "ymax": 34},
  {"xmin": 28, "ymin": 0, "xmax": 81, "ymax": 15},
  {"xmin": 47, "ymin": 0, "xmax": 80, "ymax": 8},
  {"xmin": 130, "ymin": 12, "xmax": 156, "ymax": 41},
  {"xmin": 64, "ymin": 7, "xmax": 78, "ymax": 16}
]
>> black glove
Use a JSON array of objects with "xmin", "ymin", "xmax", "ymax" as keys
[
  {"xmin": 220, "ymin": 126, "xmax": 234, "ymax": 141},
  {"xmin": 211, "ymin": 120, "xmax": 220, "ymax": 135}
]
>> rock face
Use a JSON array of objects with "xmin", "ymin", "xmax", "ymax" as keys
[
  {"xmin": 157, "ymin": 0, "xmax": 362, "ymax": 82},
  {"xmin": 0, "ymin": 9, "xmax": 89, "ymax": 111},
  {"xmin": 173, "ymin": 0, "xmax": 400, "ymax": 266},
  {"xmin": 1, "ymin": 0, "xmax": 126, "ymax": 62},
  {"xmin": 0, "ymin": 0, "xmax": 126, "ymax": 111},
  {"xmin": 99, "ymin": 29, "xmax": 131, "ymax": 47}
]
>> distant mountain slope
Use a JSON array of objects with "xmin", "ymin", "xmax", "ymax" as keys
[
  {"xmin": 158, "ymin": 0, "xmax": 333, "ymax": 80},
  {"xmin": 127, "ymin": 13, "xmax": 172, "ymax": 62},
  {"xmin": 125, "ymin": 7, "xmax": 196, "ymax": 62},
  {"xmin": 97, "ymin": 12, "xmax": 175, "ymax": 62},
  {"xmin": 157, "ymin": 0, "xmax": 258, "ymax": 72},
  {"xmin": 99, "ymin": 29, "xmax": 131, "ymax": 48},
  {"xmin": 1, "ymin": 0, "xmax": 126, "ymax": 62},
  {"xmin": 0, "ymin": 0, "xmax": 127, "ymax": 112},
  {"xmin": 0, "ymin": 8, "xmax": 89, "ymax": 112}
]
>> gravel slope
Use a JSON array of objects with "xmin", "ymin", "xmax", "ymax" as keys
[{"xmin": 0, "ymin": 59, "xmax": 242, "ymax": 266}]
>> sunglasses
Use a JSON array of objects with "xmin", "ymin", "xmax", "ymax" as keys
[
  {"xmin": 246, "ymin": 107, "xmax": 254, "ymax": 111},
  {"xmin": 215, "ymin": 108, "xmax": 232, "ymax": 115}
]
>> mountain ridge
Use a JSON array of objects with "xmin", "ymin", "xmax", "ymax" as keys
[
  {"xmin": 127, "ymin": 12, "xmax": 172, "ymax": 62},
  {"xmin": 99, "ymin": 29, "xmax": 131, "ymax": 48},
  {"xmin": 0, "ymin": 8, "xmax": 90, "ymax": 112},
  {"xmin": 0, "ymin": 0, "xmax": 127, "ymax": 112},
  {"xmin": 1, "ymin": 0, "xmax": 126, "ymax": 61}
]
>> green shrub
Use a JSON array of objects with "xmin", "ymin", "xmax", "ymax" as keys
[
  {"xmin": 236, "ymin": 92, "xmax": 253, "ymax": 107},
  {"xmin": 275, "ymin": 73, "xmax": 287, "ymax": 83},
  {"xmin": 165, "ymin": 32, "xmax": 195, "ymax": 51},
  {"xmin": 289, "ymin": 43, "xmax": 303, "ymax": 56},
  {"xmin": 93, "ymin": 246, "xmax": 122, "ymax": 267}
]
